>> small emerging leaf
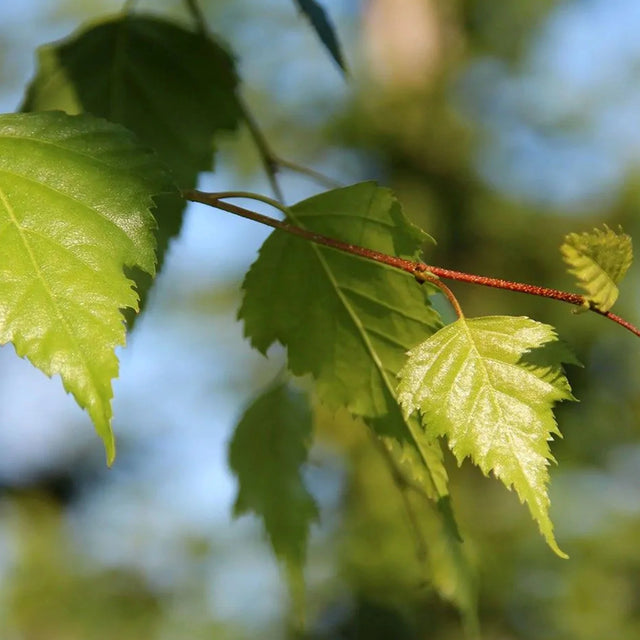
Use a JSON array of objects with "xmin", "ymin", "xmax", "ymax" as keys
[
  {"xmin": 561, "ymin": 225, "xmax": 632, "ymax": 311},
  {"xmin": 229, "ymin": 383, "xmax": 317, "ymax": 610},
  {"xmin": 293, "ymin": 0, "xmax": 347, "ymax": 73},
  {"xmin": 0, "ymin": 111, "xmax": 172, "ymax": 463},
  {"xmin": 398, "ymin": 316, "xmax": 577, "ymax": 557}
]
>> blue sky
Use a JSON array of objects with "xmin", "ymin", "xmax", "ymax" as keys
[{"xmin": 460, "ymin": 0, "xmax": 640, "ymax": 208}]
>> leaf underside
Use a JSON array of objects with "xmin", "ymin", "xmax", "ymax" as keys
[
  {"xmin": 22, "ymin": 14, "xmax": 241, "ymax": 318},
  {"xmin": 0, "ymin": 111, "xmax": 171, "ymax": 463},
  {"xmin": 561, "ymin": 225, "xmax": 632, "ymax": 311},
  {"xmin": 398, "ymin": 315, "xmax": 577, "ymax": 557},
  {"xmin": 240, "ymin": 182, "xmax": 447, "ymax": 497}
]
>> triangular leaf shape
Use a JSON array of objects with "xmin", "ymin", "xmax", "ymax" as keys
[
  {"xmin": 0, "ymin": 111, "xmax": 172, "ymax": 463},
  {"xmin": 398, "ymin": 316, "xmax": 577, "ymax": 557},
  {"xmin": 240, "ymin": 182, "xmax": 447, "ymax": 496},
  {"xmin": 293, "ymin": 0, "xmax": 347, "ymax": 73},
  {"xmin": 22, "ymin": 14, "xmax": 241, "ymax": 318},
  {"xmin": 229, "ymin": 382, "xmax": 317, "ymax": 604},
  {"xmin": 561, "ymin": 225, "xmax": 632, "ymax": 311}
]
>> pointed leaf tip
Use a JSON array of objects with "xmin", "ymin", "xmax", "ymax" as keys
[
  {"xmin": 293, "ymin": 0, "xmax": 348, "ymax": 74},
  {"xmin": 561, "ymin": 224, "xmax": 632, "ymax": 312},
  {"xmin": 398, "ymin": 316, "xmax": 577, "ymax": 556},
  {"xmin": 0, "ymin": 111, "xmax": 170, "ymax": 463}
]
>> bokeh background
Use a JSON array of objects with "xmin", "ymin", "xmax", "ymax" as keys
[{"xmin": 1, "ymin": 0, "xmax": 640, "ymax": 638}]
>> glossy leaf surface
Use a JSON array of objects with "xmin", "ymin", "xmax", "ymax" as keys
[
  {"xmin": 22, "ymin": 14, "xmax": 241, "ymax": 317},
  {"xmin": 0, "ymin": 111, "xmax": 171, "ymax": 462},
  {"xmin": 398, "ymin": 315, "xmax": 577, "ymax": 556}
]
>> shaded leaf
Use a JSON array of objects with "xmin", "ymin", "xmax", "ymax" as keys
[
  {"xmin": 293, "ymin": 0, "xmax": 347, "ymax": 73},
  {"xmin": 229, "ymin": 382, "xmax": 317, "ymax": 605},
  {"xmin": 429, "ymin": 496, "xmax": 479, "ymax": 637},
  {"xmin": 240, "ymin": 182, "xmax": 447, "ymax": 497},
  {"xmin": 22, "ymin": 14, "xmax": 241, "ymax": 318},
  {"xmin": 398, "ymin": 316, "xmax": 576, "ymax": 557},
  {"xmin": 342, "ymin": 430, "xmax": 477, "ymax": 634},
  {"xmin": 0, "ymin": 111, "xmax": 172, "ymax": 463},
  {"xmin": 561, "ymin": 225, "xmax": 632, "ymax": 311}
]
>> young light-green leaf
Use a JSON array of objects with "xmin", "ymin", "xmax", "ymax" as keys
[
  {"xmin": 0, "ymin": 111, "xmax": 172, "ymax": 463},
  {"xmin": 239, "ymin": 182, "xmax": 447, "ymax": 497},
  {"xmin": 398, "ymin": 316, "xmax": 577, "ymax": 557},
  {"xmin": 229, "ymin": 383, "xmax": 317, "ymax": 605},
  {"xmin": 22, "ymin": 14, "xmax": 241, "ymax": 318},
  {"xmin": 561, "ymin": 225, "xmax": 632, "ymax": 311}
]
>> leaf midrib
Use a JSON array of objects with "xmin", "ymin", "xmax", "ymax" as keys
[
  {"xmin": 287, "ymin": 208, "xmax": 445, "ymax": 497},
  {"xmin": 0, "ymin": 184, "xmax": 102, "ymax": 391},
  {"xmin": 457, "ymin": 319, "xmax": 545, "ymax": 489}
]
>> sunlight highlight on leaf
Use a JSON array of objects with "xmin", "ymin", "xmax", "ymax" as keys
[
  {"xmin": 398, "ymin": 316, "xmax": 577, "ymax": 557},
  {"xmin": 0, "ymin": 112, "xmax": 171, "ymax": 463},
  {"xmin": 22, "ymin": 14, "xmax": 241, "ymax": 319},
  {"xmin": 561, "ymin": 225, "xmax": 632, "ymax": 311}
]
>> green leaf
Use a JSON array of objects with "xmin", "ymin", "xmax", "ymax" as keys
[
  {"xmin": 22, "ymin": 14, "xmax": 241, "ymax": 317},
  {"xmin": 377, "ymin": 416, "xmax": 449, "ymax": 501},
  {"xmin": 561, "ymin": 225, "xmax": 633, "ymax": 311},
  {"xmin": 429, "ymin": 497, "xmax": 479, "ymax": 637},
  {"xmin": 0, "ymin": 111, "xmax": 172, "ymax": 463},
  {"xmin": 398, "ymin": 315, "xmax": 577, "ymax": 557},
  {"xmin": 293, "ymin": 0, "xmax": 347, "ymax": 73},
  {"xmin": 229, "ymin": 382, "xmax": 317, "ymax": 609},
  {"xmin": 239, "ymin": 182, "xmax": 447, "ymax": 496}
]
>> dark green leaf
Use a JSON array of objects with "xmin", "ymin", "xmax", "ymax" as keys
[
  {"xmin": 229, "ymin": 383, "xmax": 317, "ymax": 597},
  {"xmin": 293, "ymin": 0, "xmax": 347, "ymax": 73},
  {"xmin": 240, "ymin": 182, "xmax": 446, "ymax": 497},
  {"xmin": 22, "ymin": 14, "xmax": 241, "ymax": 318}
]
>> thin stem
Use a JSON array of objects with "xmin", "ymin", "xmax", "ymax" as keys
[
  {"xmin": 414, "ymin": 267, "xmax": 464, "ymax": 319},
  {"xmin": 183, "ymin": 189, "xmax": 640, "ymax": 338},
  {"xmin": 238, "ymin": 99, "xmax": 285, "ymax": 203},
  {"xmin": 276, "ymin": 157, "xmax": 343, "ymax": 189},
  {"xmin": 184, "ymin": 0, "xmax": 208, "ymax": 35},
  {"xmin": 208, "ymin": 191, "xmax": 290, "ymax": 217},
  {"xmin": 422, "ymin": 265, "xmax": 585, "ymax": 306},
  {"xmin": 239, "ymin": 100, "xmax": 344, "ymax": 198}
]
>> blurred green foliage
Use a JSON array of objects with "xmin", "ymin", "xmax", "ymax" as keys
[{"xmin": 1, "ymin": 0, "xmax": 640, "ymax": 638}]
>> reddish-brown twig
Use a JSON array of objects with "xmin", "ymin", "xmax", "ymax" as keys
[{"xmin": 183, "ymin": 189, "xmax": 640, "ymax": 338}]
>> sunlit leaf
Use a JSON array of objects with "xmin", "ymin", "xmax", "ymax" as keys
[
  {"xmin": 240, "ymin": 182, "xmax": 446, "ymax": 497},
  {"xmin": 398, "ymin": 315, "xmax": 577, "ymax": 557},
  {"xmin": 0, "ymin": 111, "xmax": 172, "ymax": 463},
  {"xmin": 561, "ymin": 225, "xmax": 632, "ymax": 311},
  {"xmin": 229, "ymin": 382, "xmax": 317, "ymax": 610},
  {"xmin": 293, "ymin": 0, "xmax": 347, "ymax": 73},
  {"xmin": 22, "ymin": 14, "xmax": 241, "ymax": 318}
]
